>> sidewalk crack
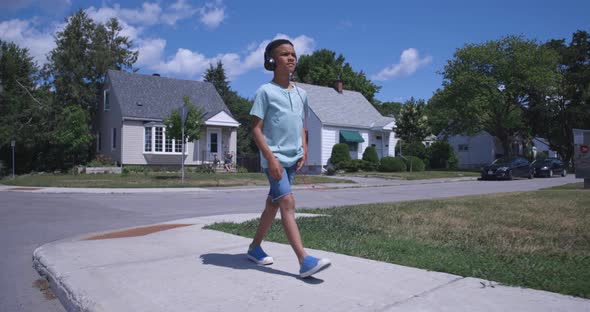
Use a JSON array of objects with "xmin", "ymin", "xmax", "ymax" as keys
[{"xmin": 377, "ymin": 276, "xmax": 465, "ymax": 311}]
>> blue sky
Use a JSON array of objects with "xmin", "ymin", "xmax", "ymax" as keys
[{"xmin": 1, "ymin": 0, "xmax": 589, "ymax": 103}]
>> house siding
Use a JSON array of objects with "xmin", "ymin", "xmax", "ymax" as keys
[
  {"xmin": 97, "ymin": 79, "xmax": 123, "ymax": 165},
  {"xmin": 305, "ymin": 108, "xmax": 323, "ymax": 173},
  {"xmin": 321, "ymin": 127, "xmax": 338, "ymax": 166},
  {"xmin": 448, "ymin": 132, "xmax": 495, "ymax": 168}
]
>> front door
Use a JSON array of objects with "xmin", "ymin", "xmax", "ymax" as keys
[{"xmin": 207, "ymin": 128, "xmax": 221, "ymax": 161}]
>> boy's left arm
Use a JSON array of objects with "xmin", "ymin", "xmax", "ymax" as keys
[{"xmin": 297, "ymin": 128, "xmax": 308, "ymax": 171}]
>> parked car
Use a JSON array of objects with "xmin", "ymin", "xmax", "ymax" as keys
[
  {"xmin": 531, "ymin": 158, "xmax": 567, "ymax": 177},
  {"xmin": 481, "ymin": 156, "xmax": 533, "ymax": 180}
]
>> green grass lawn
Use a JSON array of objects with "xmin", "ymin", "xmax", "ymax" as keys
[
  {"xmin": 0, "ymin": 172, "xmax": 353, "ymax": 188},
  {"xmin": 208, "ymin": 188, "xmax": 590, "ymax": 298},
  {"xmin": 341, "ymin": 170, "xmax": 480, "ymax": 180}
]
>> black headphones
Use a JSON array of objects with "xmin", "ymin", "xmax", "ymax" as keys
[{"xmin": 264, "ymin": 39, "xmax": 294, "ymax": 71}]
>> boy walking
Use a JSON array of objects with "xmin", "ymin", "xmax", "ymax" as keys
[{"xmin": 247, "ymin": 39, "xmax": 331, "ymax": 278}]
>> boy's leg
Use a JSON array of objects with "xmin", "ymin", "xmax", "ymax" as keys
[
  {"xmin": 276, "ymin": 194, "xmax": 307, "ymax": 264},
  {"xmin": 250, "ymin": 196, "xmax": 279, "ymax": 247}
]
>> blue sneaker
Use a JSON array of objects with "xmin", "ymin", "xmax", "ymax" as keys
[
  {"xmin": 247, "ymin": 246, "xmax": 273, "ymax": 265},
  {"xmin": 299, "ymin": 256, "xmax": 331, "ymax": 278}
]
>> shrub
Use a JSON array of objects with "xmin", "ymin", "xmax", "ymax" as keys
[
  {"xmin": 403, "ymin": 141, "xmax": 429, "ymax": 159},
  {"xmin": 379, "ymin": 156, "xmax": 406, "ymax": 172},
  {"xmin": 403, "ymin": 156, "xmax": 425, "ymax": 172},
  {"xmin": 429, "ymin": 141, "xmax": 457, "ymax": 169},
  {"xmin": 87, "ymin": 154, "xmax": 114, "ymax": 167},
  {"xmin": 340, "ymin": 159, "xmax": 364, "ymax": 172},
  {"xmin": 362, "ymin": 146, "xmax": 379, "ymax": 165},
  {"xmin": 330, "ymin": 143, "xmax": 351, "ymax": 167},
  {"xmin": 237, "ymin": 166, "xmax": 249, "ymax": 173},
  {"xmin": 361, "ymin": 159, "xmax": 378, "ymax": 171}
]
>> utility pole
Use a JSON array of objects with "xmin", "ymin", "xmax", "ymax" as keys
[{"xmin": 180, "ymin": 106, "xmax": 187, "ymax": 183}]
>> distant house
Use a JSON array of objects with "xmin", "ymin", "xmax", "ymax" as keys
[
  {"xmin": 445, "ymin": 131, "xmax": 558, "ymax": 169},
  {"xmin": 96, "ymin": 70, "xmax": 239, "ymax": 167},
  {"xmin": 531, "ymin": 137, "xmax": 558, "ymax": 158},
  {"xmin": 297, "ymin": 81, "xmax": 397, "ymax": 174}
]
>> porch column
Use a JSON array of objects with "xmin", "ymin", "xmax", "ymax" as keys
[{"xmin": 230, "ymin": 128, "xmax": 237, "ymax": 158}]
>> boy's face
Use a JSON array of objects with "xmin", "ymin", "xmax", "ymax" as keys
[{"xmin": 272, "ymin": 43, "xmax": 297, "ymax": 74}]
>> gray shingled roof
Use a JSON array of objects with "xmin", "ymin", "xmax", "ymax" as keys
[
  {"xmin": 106, "ymin": 69, "xmax": 232, "ymax": 120},
  {"xmin": 296, "ymin": 83, "xmax": 395, "ymax": 129}
]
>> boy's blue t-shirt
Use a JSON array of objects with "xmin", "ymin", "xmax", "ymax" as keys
[{"xmin": 250, "ymin": 82, "xmax": 307, "ymax": 168}]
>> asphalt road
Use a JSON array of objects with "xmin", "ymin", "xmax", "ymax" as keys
[{"xmin": 0, "ymin": 175, "xmax": 581, "ymax": 311}]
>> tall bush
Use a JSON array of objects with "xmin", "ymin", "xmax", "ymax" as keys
[
  {"xmin": 429, "ymin": 141, "xmax": 458, "ymax": 169},
  {"xmin": 330, "ymin": 143, "xmax": 351, "ymax": 167},
  {"xmin": 403, "ymin": 156, "xmax": 425, "ymax": 172},
  {"xmin": 379, "ymin": 157, "xmax": 406, "ymax": 172},
  {"xmin": 362, "ymin": 146, "xmax": 379, "ymax": 171}
]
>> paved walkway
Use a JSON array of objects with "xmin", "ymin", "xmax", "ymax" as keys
[{"xmin": 33, "ymin": 213, "xmax": 590, "ymax": 312}]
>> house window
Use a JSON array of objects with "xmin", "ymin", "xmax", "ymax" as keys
[
  {"xmin": 175, "ymin": 138, "xmax": 183, "ymax": 153},
  {"xmin": 144, "ymin": 126, "xmax": 184, "ymax": 154},
  {"xmin": 346, "ymin": 142, "xmax": 358, "ymax": 152},
  {"xmin": 144, "ymin": 127, "xmax": 152, "ymax": 152},
  {"xmin": 104, "ymin": 89, "xmax": 110, "ymax": 111},
  {"xmin": 376, "ymin": 136, "xmax": 382, "ymax": 140},
  {"xmin": 112, "ymin": 128, "xmax": 117, "ymax": 150},
  {"xmin": 458, "ymin": 144, "xmax": 469, "ymax": 152},
  {"xmin": 165, "ymin": 130, "xmax": 173, "ymax": 152},
  {"xmin": 155, "ymin": 127, "xmax": 163, "ymax": 152}
]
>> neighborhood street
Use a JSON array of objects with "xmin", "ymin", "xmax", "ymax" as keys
[{"xmin": 0, "ymin": 175, "xmax": 581, "ymax": 312}]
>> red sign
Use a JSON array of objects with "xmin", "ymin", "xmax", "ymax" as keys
[{"xmin": 581, "ymin": 144, "xmax": 589, "ymax": 154}]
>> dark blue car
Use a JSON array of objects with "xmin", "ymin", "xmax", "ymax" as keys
[
  {"xmin": 481, "ymin": 156, "xmax": 533, "ymax": 180},
  {"xmin": 531, "ymin": 158, "xmax": 567, "ymax": 177}
]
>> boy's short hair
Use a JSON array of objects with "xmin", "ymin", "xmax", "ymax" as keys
[{"xmin": 264, "ymin": 39, "xmax": 294, "ymax": 71}]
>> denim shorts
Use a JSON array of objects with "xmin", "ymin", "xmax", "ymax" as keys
[{"xmin": 264, "ymin": 164, "xmax": 297, "ymax": 201}]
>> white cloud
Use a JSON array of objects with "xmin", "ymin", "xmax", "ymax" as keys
[
  {"xmin": 372, "ymin": 48, "xmax": 432, "ymax": 81},
  {"xmin": 0, "ymin": 18, "xmax": 57, "ymax": 65},
  {"xmin": 135, "ymin": 38, "xmax": 166, "ymax": 66},
  {"xmin": 153, "ymin": 48, "xmax": 211, "ymax": 76},
  {"xmin": 161, "ymin": 0, "xmax": 199, "ymax": 26},
  {"xmin": 199, "ymin": 2, "xmax": 225, "ymax": 29},
  {"xmin": 142, "ymin": 34, "xmax": 315, "ymax": 80}
]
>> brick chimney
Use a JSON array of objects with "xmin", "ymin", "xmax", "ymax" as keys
[{"xmin": 334, "ymin": 79, "xmax": 343, "ymax": 93}]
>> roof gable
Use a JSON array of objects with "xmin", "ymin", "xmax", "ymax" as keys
[
  {"xmin": 106, "ymin": 70, "xmax": 232, "ymax": 121},
  {"xmin": 296, "ymin": 83, "xmax": 395, "ymax": 129}
]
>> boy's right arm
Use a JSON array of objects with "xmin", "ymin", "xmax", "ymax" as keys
[{"xmin": 251, "ymin": 116, "xmax": 283, "ymax": 180}]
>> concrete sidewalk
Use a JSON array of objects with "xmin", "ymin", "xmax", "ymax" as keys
[{"xmin": 33, "ymin": 214, "xmax": 590, "ymax": 312}]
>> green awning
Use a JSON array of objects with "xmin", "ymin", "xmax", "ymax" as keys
[{"xmin": 340, "ymin": 130, "xmax": 364, "ymax": 143}]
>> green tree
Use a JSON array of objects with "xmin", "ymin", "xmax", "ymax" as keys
[
  {"xmin": 54, "ymin": 105, "xmax": 93, "ymax": 165},
  {"xmin": 162, "ymin": 96, "xmax": 205, "ymax": 143},
  {"xmin": 203, "ymin": 61, "xmax": 231, "ymax": 101},
  {"xmin": 375, "ymin": 101, "xmax": 403, "ymax": 120},
  {"xmin": 429, "ymin": 35, "xmax": 559, "ymax": 156},
  {"xmin": 528, "ymin": 30, "xmax": 590, "ymax": 163},
  {"xmin": 0, "ymin": 40, "xmax": 57, "ymax": 173},
  {"xmin": 395, "ymin": 97, "xmax": 430, "ymax": 143},
  {"xmin": 295, "ymin": 49, "xmax": 381, "ymax": 103},
  {"xmin": 43, "ymin": 10, "xmax": 138, "ymax": 165}
]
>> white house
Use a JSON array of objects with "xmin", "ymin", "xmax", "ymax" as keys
[
  {"xmin": 296, "ymin": 81, "xmax": 397, "ymax": 174},
  {"xmin": 531, "ymin": 137, "xmax": 558, "ymax": 158},
  {"xmin": 446, "ymin": 131, "xmax": 558, "ymax": 169},
  {"xmin": 96, "ymin": 70, "xmax": 240, "ymax": 167}
]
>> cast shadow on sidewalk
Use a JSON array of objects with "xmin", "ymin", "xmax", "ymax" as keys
[{"xmin": 199, "ymin": 253, "xmax": 324, "ymax": 284}]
